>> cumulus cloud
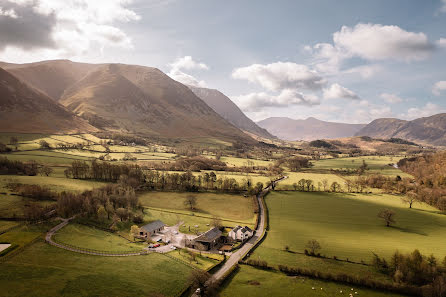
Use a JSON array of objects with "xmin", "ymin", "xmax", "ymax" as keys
[
  {"xmin": 432, "ymin": 81, "xmax": 446, "ymax": 96},
  {"xmin": 232, "ymin": 62, "xmax": 326, "ymax": 92},
  {"xmin": 380, "ymin": 93, "xmax": 404, "ymax": 104},
  {"xmin": 441, "ymin": 0, "xmax": 446, "ymax": 13},
  {"xmin": 308, "ymin": 23, "xmax": 439, "ymax": 74},
  {"xmin": 323, "ymin": 83, "xmax": 360, "ymax": 100},
  {"xmin": 232, "ymin": 90, "xmax": 320, "ymax": 112},
  {"xmin": 0, "ymin": 0, "xmax": 140, "ymax": 61},
  {"xmin": 343, "ymin": 64, "xmax": 383, "ymax": 79},
  {"xmin": 403, "ymin": 102, "xmax": 446, "ymax": 120},
  {"xmin": 168, "ymin": 56, "xmax": 209, "ymax": 87}
]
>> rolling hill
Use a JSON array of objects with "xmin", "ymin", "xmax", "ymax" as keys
[
  {"xmin": 59, "ymin": 64, "xmax": 252, "ymax": 142},
  {"xmin": 355, "ymin": 114, "xmax": 446, "ymax": 146},
  {"xmin": 188, "ymin": 86, "xmax": 274, "ymax": 139},
  {"xmin": 257, "ymin": 117, "xmax": 366, "ymax": 141},
  {"xmin": 0, "ymin": 67, "xmax": 96, "ymax": 134}
]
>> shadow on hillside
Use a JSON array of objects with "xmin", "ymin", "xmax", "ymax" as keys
[{"xmin": 390, "ymin": 225, "xmax": 427, "ymax": 236}]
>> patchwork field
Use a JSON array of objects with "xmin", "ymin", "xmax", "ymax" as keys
[
  {"xmin": 221, "ymin": 265, "xmax": 406, "ymax": 297},
  {"xmin": 0, "ymin": 241, "xmax": 193, "ymax": 297},
  {"xmin": 252, "ymin": 191, "xmax": 446, "ymax": 269},
  {"xmin": 276, "ymin": 172, "xmax": 346, "ymax": 190}
]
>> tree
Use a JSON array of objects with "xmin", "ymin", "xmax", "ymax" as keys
[
  {"xmin": 402, "ymin": 191, "xmax": 417, "ymax": 209},
  {"xmin": 10, "ymin": 136, "xmax": 18, "ymax": 149},
  {"xmin": 39, "ymin": 165, "xmax": 53, "ymax": 176},
  {"xmin": 130, "ymin": 225, "xmax": 140, "ymax": 240},
  {"xmin": 292, "ymin": 183, "xmax": 298, "ymax": 191},
  {"xmin": 116, "ymin": 207, "xmax": 128, "ymax": 221},
  {"xmin": 105, "ymin": 202, "xmax": 114, "ymax": 220},
  {"xmin": 305, "ymin": 239, "xmax": 321, "ymax": 254},
  {"xmin": 330, "ymin": 181, "xmax": 341, "ymax": 192},
  {"xmin": 378, "ymin": 209, "xmax": 396, "ymax": 227},
  {"xmin": 322, "ymin": 179, "xmax": 328, "ymax": 192},
  {"xmin": 39, "ymin": 140, "xmax": 51, "ymax": 149},
  {"xmin": 305, "ymin": 179, "xmax": 313, "ymax": 191},
  {"xmin": 188, "ymin": 269, "xmax": 211, "ymax": 290},
  {"xmin": 97, "ymin": 206, "xmax": 107, "ymax": 220},
  {"xmin": 184, "ymin": 195, "xmax": 197, "ymax": 210},
  {"xmin": 211, "ymin": 216, "xmax": 222, "ymax": 229}
]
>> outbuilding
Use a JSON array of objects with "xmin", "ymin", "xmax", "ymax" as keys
[{"xmin": 140, "ymin": 220, "xmax": 165, "ymax": 237}]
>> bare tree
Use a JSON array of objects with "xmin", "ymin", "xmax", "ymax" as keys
[
  {"xmin": 322, "ymin": 179, "xmax": 328, "ymax": 192},
  {"xmin": 211, "ymin": 216, "xmax": 222, "ymax": 229},
  {"xmin": 305, "ymin": 239, "xmax": 321, "ymax": 254},
  {"xmin": 378, "ymin": 209, "xmax": 396, "ymax": 227},
  {"xmin": 39, "ymin": 165, "xmax": 53, "ymax": 177},
  {"xmin": 184, "ymin": 195, "xmax": 197, "ymax": 210},
  {"xmin": 402, "ymin": 191, "xmax": 418, "ymax": 209}
]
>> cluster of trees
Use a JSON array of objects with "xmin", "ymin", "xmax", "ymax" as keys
[
  {"xmin": 373, "ymin": 250, "xmax": 446, "ymax": 296},
  {"xmin": 56, "ymin": 183, "xmax": 140, "ymax": 221},
  {"xmin": 149, "ymin": 156, "xmax": 228, "ymax": 172},
  {"xmin": 0, "ymin": 157, "xmax": 38, "ymax": 176},
  {"xmin": 8, "ymin": 183, "xmax": 56, "ymax": 201},
  {"xmin": 0, "ymin": 142, "xmax": 12, "ymax": 153},
  {"xmin": 65, "ymin": 160, "xmax": 144, "ymax": 184},
  {"xmin": 284, "ymin": 156, "xmax": 312, "ymax": 172},
  {"xmin": 144, "ymin": 170, "xmax": 265, "ymax": 194}
]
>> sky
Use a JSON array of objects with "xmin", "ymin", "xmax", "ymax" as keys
[{"xmin": 1, "ymin": 0, "xmax": 446, "ymax": 124}]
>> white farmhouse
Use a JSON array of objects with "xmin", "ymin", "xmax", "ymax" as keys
[{"xmin": 228, "ymin": 225, "xmax": 253, "ymax": 242}]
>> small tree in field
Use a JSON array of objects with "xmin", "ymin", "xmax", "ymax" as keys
[
  {"xmin": 305, "ymin": 239, "xmax": 321, "ymax": 254},
  {"xmin": 39, "ymin": 165, "xmax": 53, "ymax": 176},
  {"xmin": 378, "ymin": 209, "xmax": 396, "ymax": 227},
  {"xmin": 116, "ymin": 207, "xmax": 128, "ymax": 221},
  {"xmin": 39, "ymin": 140, "xmax": 51, "ymax": 149},
  {"xmin": 184, "ymin": 195, "xmax": 197, "ymax": 210},
  {"xmin": 402, "ymin": 191, "xmax": 417, "ymax": 209},
  {"xmin": 130, "ymin": 225, "xmax": 140, "ymax": 240},
  {"xmin": 10, "ymin": 136, "xmax": 18, "ymax": 146}
]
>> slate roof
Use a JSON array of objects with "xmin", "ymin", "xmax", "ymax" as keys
[
  {"xmin": 241, "ymin": 226, "xmax": 252, "ymax": 233},
  {"xmin": 194, "ymin": 227, "xmax": 222, "ymax": 243},
  {"xmin": 141, "ymin": 220, "xmax": 165, "ymax": 233},
  {"xmin": 231, "ymin": 225, "xmax": 252, "ymax": 234}
]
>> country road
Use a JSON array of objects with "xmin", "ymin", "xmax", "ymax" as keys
[{"xmin": 193, "ymin": 176, "xmax": 287, "ymax": 295}]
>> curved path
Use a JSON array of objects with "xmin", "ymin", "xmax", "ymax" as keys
[{"xmin": 45, "ymin": 217, "xmax": 148, "ymax": 257}]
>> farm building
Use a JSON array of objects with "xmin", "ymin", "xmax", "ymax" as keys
[
  {"xmin": 189, "ymin": 227, "xmax": 223, "ymax": 251},
  {"xmin": 140, "ymin": 220, "xmax": 165, "ymax": 237},
  {"xmin": 228, "ymin": 225, "xmax": 253, "ymax": 241}
]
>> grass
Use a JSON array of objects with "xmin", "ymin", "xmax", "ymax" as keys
[
  {"xmin": 139, "ymin": 192, "xmax": 257, "ymax": 225},
  {"xmin": 0, "ymin": 150, "xmax": 92, "ymax": 165},
  {"xmin": 220, "ymin": 265, "xmax": 406, "ymax": 297},
  {"xmin": 0, "ymin": 223, "xmax": 51, "ymax": 248},
  {"xmin": 0, "ymin": 220, "xmax": 19, "ymax": 233},
  {"xmin": 168, "ymin": 249, "xmax": 223, "ymax": 270},
  {"xmin": 0, "ymin": 175, "xmax": 107, "ymax": 193},
  {"xmin": 53, "ymin": 224, "xmax": 144, "ymax": 253},
  {"xmin": 277, "ymin": 172, "xmax": 346, "ymax": 190},
  {"xmin": 310, "ymin": 156, "xmax": 410, "ymax": 177},
  {"xmin": 0, "ymin": 241, "xmax": 194, "ymax": 297},
  {"xmin": 219, "ymin": 156, "xmax": 273, "ymax": 168},
  {"xmin": 252, "ymin": 191, "xmax": 446, "ymax": 268}
]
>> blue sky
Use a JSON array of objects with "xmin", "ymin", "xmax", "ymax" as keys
[{"xmin": 1, "ymin": 0, "xmax": 446, "ymax": 123}]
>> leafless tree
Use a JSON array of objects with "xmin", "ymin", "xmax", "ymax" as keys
[{"xmin": 378, "ymin": 209, "xmax": 396, "ymax": 227}]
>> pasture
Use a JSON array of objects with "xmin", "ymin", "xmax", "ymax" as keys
[
  {"xmin": 252, "ymin": 191, "xmax": 446, "ymax": 269},
  {"xmin": 0, "ymin": 241, "xmax": 193, "ymax": 297},
  {"xmin": 310, "ymin": 156, "xmax": 410, "ymax": 177},
  {"xmin": 276, "ymin": 172, "xmax": 346, "ymax": 190},
  {"xmin": 220, "ymin": 265, "xmax": 405, "ymax": 297},
  {"xmin": 139, "ymin": 192, "xmax": 257, "ymax": 225},
  {"xmin": 53, "ymin": 224, "xmax": 144, "ymax": 253}
]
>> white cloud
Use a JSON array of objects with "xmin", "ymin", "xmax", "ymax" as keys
[
  {"xmin": 167, "ymin": 56, "xmax": 209, "ymax": 87},
  {"xmin": 0, "ymin": 0, "xmax": 140, "ymax": 62},
  {"xmin": 333, "ymin": 23, "xmax": 434, "ymax": 62},
  {"xmin": 232, "ymin": 90, "xmax": 320, "ymax": 112},
  {"xmin": 437, "ymin": 38, "xmax": 446, "ymax": 48},
  {"xmin": 432, "ymin": 81, "xmax": 446, "ymax": 96},
  {"xmin": 323, "ymin": 83, "xmax": 359, "ymax": 100},
  {"xmin": 441, "ymin": 0, "xmax": 446, "ymax": 13},
  {"xmin": 402, "ymin": 102, "xmax": 446, "ymax": 120},
  {"xmin": 0, "ymin": 7, "xmax": 18, "ymax": 18},
  {"xmin": 232, "ymin": 62, "xmax": 326, "ymax": 92},
  {"xmin": 343, "ymin": 64, "xmax": 383, "ymax": 79},
  {"xmin": 380, "ymin": 93, "xmax": 404, "ymax": 104}
]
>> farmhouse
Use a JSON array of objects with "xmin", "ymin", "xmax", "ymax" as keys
[
  {"xmin": 140, "ymin": 220, "xmax": 165, "ymax": 237},
  {"xmin": 189, "ymin": 227, "xmax": 223, "ymax": 251},
  {"xmin": 228, "ymin": 225, "xmax": 253, "ymax": 241}
]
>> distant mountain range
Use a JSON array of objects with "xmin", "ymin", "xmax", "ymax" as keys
[
  {"xmin": 257, "ymin": 117, "xmax": 366, "ymax": 141},
  {"xmin": 188, "ymin": 86, "xmax": 274, "ymax": 139},
  {"xmin": 0, "ymin": 60, "xmax": 254, "ymax": 143},
  {"xmin": 355, "ymin": 113, "xmax": 446, "ymax": 146},
  {"xmin": 0, "ymin": 66, "xmax": 96, "ymax": 134}
]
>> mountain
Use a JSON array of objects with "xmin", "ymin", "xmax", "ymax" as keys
[
  {"xmin": 2, "ymin": 60, "xmax": 98, "ymax": 100},
  {"xmin": 257, "ymin": 117, "xmax": 366, "ymax": 141},
  {"xmin": 59, "ymin": 63, "xmax": 252, "ymax": 142},
  {"xmin": 355, "ymin": 113, "xmax": 446, "ymax": 146},
  {"xmin": 0, "ymin": 67, "xmax": 96, "ymax": 134},
  {"xmin": 188, "ymin": 86, "xmax": 275, "ymax": 139}
]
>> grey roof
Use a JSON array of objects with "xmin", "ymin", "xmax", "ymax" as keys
[
  {"xmin": 231, "ymin": 225, "xmax": 252, "ymax": 233},
  {"xmin": 194, "ymin": 227, "xmax": 222, "ymax": 243},
  {"xmin": 141, "ymin": 220, "xmax": 165, "ymax": 233},
  {"xmin": 231, "ymin": 225, "xmax": 242, "ymax": 233},
  {"xmin": 241, "ymin": 226, "xmax": 252, "ymax": 233}
]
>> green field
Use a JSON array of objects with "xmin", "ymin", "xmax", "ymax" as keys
[
  {"xmin": 0, "ymin": 220, "xmax": 19, "ymax": 233},
  {"xmin": 221, "ymin": 265, "xmax": 405, "ymax": 297},
  {"xmin": 252, "ymin": 191, "xmax": 446, "ymax": 269},
  {"xmin": 0, "ymin": 241, "xmax": 193, "ymax": 297},
  {"xmin": 219, "ymin": 156, "xmax": 273, "ymax": 168},
  {"xmin": 139, "ymin": 192, "xmax": 257, "ymax": 225},
  {"xmin": 311, "ymin": 156, "xmax": 410, "ymax": 177},
  {"xmin": 168, "ymin": 249, "xmax": 223, "ymax": 270},
  {"xmin": 53, "ymin": 224, "xmax": 144, "ymax": 253},
  {"xmin": 276, "ymin": 172, "xmax": 346, "ymax": 190}
]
